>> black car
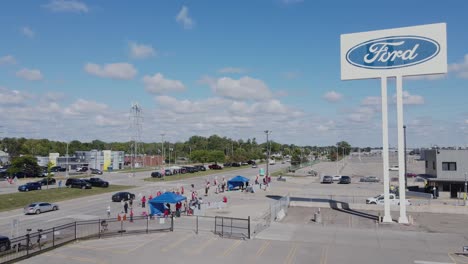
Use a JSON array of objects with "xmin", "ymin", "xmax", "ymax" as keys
[
  {"xmin": 65, "ymin": 178, "xmax": 92, "ymax": 189},
  {"xmin": 112, "ymin": 192, "xmax": 135, "ymax": 202},
  {"xmin": 0, "ymin": 236, "xmax": 11, "ymax": 252},
  {"xmin": 85, "ymin": 178, "xmax": 109, "ymax": 187},
  {"xmin": 37, "ymin": 178, "xmax": 56, "ymax": 186},
  {"xmin": 183, "ymin": 166, "xmax": 197, "ymax": 173},
  {"xmin": 194, "ymin": 165, "xmax": 206, "ymax": 171},
  {"xmin": 151, "ymin": 171, "xmax": 163, "ymax": 178},
  {"xmin": 18, "ymin": 182, "xmax": 42, "ymax": 192},
  {"xmin": 339, "ymin": 176, "xmax": 351, "ymax": 184}
]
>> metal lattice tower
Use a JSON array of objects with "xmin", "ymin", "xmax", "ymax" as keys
[{"xmin": 130, "ymin": 102, "xmax": 143, "ymax": 174}]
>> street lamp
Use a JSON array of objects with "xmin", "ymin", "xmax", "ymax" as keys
[
  {"xmin": 264, "ymin": 130, "xmax": 271, "ymax": 177},
  {"xmin": 65, "ymin": 142, "xmax": 69, "ymax": 178},
  {"xmin": 404, "ymin": 125, "xmax": 408, "ymax": 190},
  {"xmin": 465, "ymin": 172, "xmax": 467, "ymax": 206}
]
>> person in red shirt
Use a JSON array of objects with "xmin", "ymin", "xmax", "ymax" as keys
[{"xmin": 141, "ymin": 196, "xmax": 146, "ymax": 208}]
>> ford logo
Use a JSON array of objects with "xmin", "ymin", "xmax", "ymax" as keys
[{"xmin": 346, "ymin": 36, "xmax": 440, "ymax": 69}]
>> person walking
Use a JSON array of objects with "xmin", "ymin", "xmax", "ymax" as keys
[
  {"xmin": 141, "ymin": 196, "xmax": 146, "ymax": 208},
  {"xmin": 205, "ymin": 180, "xmax": 210, "ymax": 196},
  {"xmin": 58, "ymin": 180, "xmax": 62, "ymax": 188},
  {"xmin": 124, "ymin": 201, "xmax": 128, "ymax": 214},
  {"xmin": 106, "ymin": 205, "xmax": 111, "ymax": 218}
]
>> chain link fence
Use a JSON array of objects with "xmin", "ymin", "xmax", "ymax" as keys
[{"xmin": 252, "ymin": 194, "xmax": 290, "ymax": 237}]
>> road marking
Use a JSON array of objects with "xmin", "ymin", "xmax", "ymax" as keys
[
  {"xmin": 221, "ymin": 240, "xmax": 242, "ymax": 257},
  {"xmin": 414, "ymin": 261, "xmax": 454, "ymax": 264},
  {"xmin": 283, "ymin": 243, "xmax": 298, "ymax": 264},
  {"xmin": 161, "ymin": 235, "xmax": 191, "ymax": 252},
  {"xmin": 124, "ymin": 233, "xmax": 168, "ymax": 253},
  {"xmin": 0, "ymin": 214, "xmax": 23, "ymax": 220},
  {"xmin": 320, "ymin": 244, "xmax": 329, "ymax": 264},
  {"xmin": 44, "ymin": 252, "xmax": 107, "ymax": 264},
  {"xmin": 255, "ymin": 241, "xmax": 270, "ymax": 257},
  {"xmin": 187, "ymin": 236, "xmax": 218, "ymax": 255}
]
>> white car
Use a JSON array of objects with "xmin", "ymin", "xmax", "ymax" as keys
[
  {"xmin": 389, "ymin": 165, "xmax": 399, "ymax": 171},
  {"xmin": 332, "ymin": 175, "xmax": 341, "ymax": 181},
  {"xmin": 24, "ymin": 202, "xmax": 59, "ymax": 215}
]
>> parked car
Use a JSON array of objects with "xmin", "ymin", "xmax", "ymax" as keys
[
  {"xmin": 406, "ymin": 172, "xmax": 417, "ymax": 177},
  {"xmin": 194, "ymin": 165, "xmax": 206, "ymax": 171},
  {"xmin": 18, "ymin": 182, "xmax": 42, "ymax": 192},
  {"xmin": 37, "ymin": 178, "xmax": 56, "ymax": 186},
  {"xmin": 332, "ymin": 175, "xmax": 341, "ymax": 181},
  {"xmin": 151, "ymin": 171, "xmax": 163, "ymax": 178},
  {"xmin": 65, "ymin": 178, "xmax": 92, "ymax": 189},
  {"xmin": 322, "ymin": 176, "xmax": 333, "ymax": 184},
  {"xmin": 366, "ymin": 194, "xmax": 411, "ymax": 205},
  {"xmin": 231, "ymin": 162, "xmax": 240, "ymax": 167},
  {"xmin": 0, "ymin": 236, "xmax": 11, "ymax": 252},
  {"xmin": 76, "ymin": 167, "xmax": 88, "ymax": 172},
  {"xmin": 164, "ymin": 169, "xmax": 173, "ymax": 176},
  {"xmin": 90, "ymin": 168, "xmax": 103, "ymax": 175},
  {"xmin": 360, "ymin": 176, "xmax": 380, "ymax": 183},
  {"xmin": 183, "ymin": 166, "xmax": 197, "ymax": 173},
  {"xmin": 85, "ymin": 178, "xmax": 109, "ymax": 187},
  {"xmin": 252, "ymin": 164, "xmax": 258, "ymax": 168},
  {"xmin": 339, "ymin": 176, "xmax": 351, "ymax": 184},
  {"xmin": 389, "ymin": 165, "xmax": 399, "ymax": 171},
  {"xmin": 223, "ymin": 163, "xmax": 232, "ymax": 167},
  {"xmin": 208, "ymin": 164, "xmax": 223, "ymax": 170},
  {"xmin": 24, "ymin": 202, "xmax": 59, "ymax": 215},
  {"xmin": 112, "ymin": 192, "xmax": 135, "ymax": 202}
]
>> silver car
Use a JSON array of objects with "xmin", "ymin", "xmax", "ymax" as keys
[{"xmin": 24, "ymin": 202, "xmax": 59, "ymax": 215}]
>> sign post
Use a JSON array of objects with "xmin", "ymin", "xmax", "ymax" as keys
[{"xmin": 341, "ymin": 23, "xmax": 447, "ymax": 224}]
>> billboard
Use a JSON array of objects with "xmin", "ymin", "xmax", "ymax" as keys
[{"xmin": 341, "ymin": 23, "xmax": 447, "ymax": 80}]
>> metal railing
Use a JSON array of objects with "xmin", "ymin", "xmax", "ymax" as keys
[
  {"xmin": 214, "ymin": 216, "xmax": 250, "ymax": 239},
  {"xmin": 0, "ymin": 215, "xmax": 173, "ymax": 264},
  {"xmin": 252, "ymin": 194, "xmax": 290, "ymax": 237}
]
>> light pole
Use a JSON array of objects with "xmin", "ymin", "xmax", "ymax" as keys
[
  {"xmin": 464, "ymin": 172, "xmax": 467, "ymax": 206},
  {"xmin": 65, "ymin": 142, "xmax": 69, "ymax": 178},
  {"xmin": 264, "ymin": 130, "xmax": 271, "ymax": 177},
  {"xmin": 404, "ymin": 125, "xmax": 408, "ymax": 190},
  {"xmin": 160, "ymin": 133, "xmax": 165, "ymax": 168}
]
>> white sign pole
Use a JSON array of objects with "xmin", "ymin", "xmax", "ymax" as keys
[
  {"xmin": 381, "ymin": 76, "xmax": 392, "ymax": 222},
  {"xmin": 396, "ymin": 75, "xmax": 409, "ymax": 224}
]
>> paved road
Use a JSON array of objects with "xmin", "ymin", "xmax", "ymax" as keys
[{"xmin": 0, "ymin": 163, "xmax": 289, "ymax": 238}]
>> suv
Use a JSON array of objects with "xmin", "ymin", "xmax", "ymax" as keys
[
  {"xmin": 90, "ymin": 168, "xmax": 103, "ymax": 175},
  {"xmin": 65, "ymin": 178, "xmax": 92, "ymax": 189},
  {"xmin": 209, "ymin": 164, "xmax": 223, "ymax": 170},
  {"xmin": 112, "ymin": 192, "xmax": 135, "ymax": 202},
  {"xmin": 339, "ymin": 176, "xmax": 351, "ymax": 184},
  {"xmin": 85, "ymin": 178, "xmax": 109, "ymax": 187},
  {"xmin": 194, "ymin": 165, "xmax": 206, "ymax": 171},
  {"xmin": 321, "ymin": 176, "xmax": 333, "ymax": 184},
  {"xmin": 76, "ymin": 167, "xmax": 88, "ymax": 172},
  {"xmin": 0, "ymin": 236, "xmax": 11, "ymax": 252}
]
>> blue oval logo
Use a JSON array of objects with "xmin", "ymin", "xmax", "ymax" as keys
[{"xmin": 346, "ymin": 36, "xmax": 440, "ymax": 69}]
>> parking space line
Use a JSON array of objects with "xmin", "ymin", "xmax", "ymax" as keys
[
  {"xmin": 186, "ymin": 236, "xmax": 218, "ymax": 255},
  {"xmin": 124, "ymin": 233, "xmax": 168, "ymax": 254},
  {"xmin": 44, "ymin": 252, "xmax": 107, "ymax": 264},
  {"xmin": 161, "ymin": 234, "xmax": 191, "ymax": 252},
  {"xmin": 221, "ymin": 240, "xmax": 242, "ymax": 257},
  {"xmin": 255, "ymin": 241, "xmax": 271, "ymax": 257},
  {"xmin": 283, "ymin": 243, "xmax": 298, "ymax": 264},
  {"xmin": 69, "ymin": 244, "xmax": 123, "ymax": 254},
  {"xmin": 320, "ymin": 244, "xmax": 329, "ymax": 264}
]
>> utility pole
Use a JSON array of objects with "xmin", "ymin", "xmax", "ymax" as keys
[
  {"xmin": 465, "ymin": 172, "xmax": 467, "ymax": 206},
  {"xmin": 160, "ymin": 133, "xmax": 165, "ymax": 167},
  {"xmin": 65, "ymin": 142, "xmax": 69, "ymax": 178},
  {"xmin": 130, "ymin": 103, "xmax": 143, "ymax": 178},
  {"xmin": 264, "ymin": 130, "xmax": 271, "ymax": 177}
]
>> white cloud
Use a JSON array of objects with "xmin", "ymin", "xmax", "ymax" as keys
[
  {"xmin": 43, "ymin": 0, "xmax": 89, "ymax": 13},
  {"xmin": 16, "ymin": 68, "xmax": 43, "ymax": 81},
  {"xmin": 323, "ymin": 91, "xmax": 343, "ymax": 103},
  {"xmin": 95, "ymin": 115, "xmax": 126, "ymax": 127},
  {"xmin": 347, "ymin": 107, "xmax": 375, "ymax": 123},
  {"xmin": 393, "ymin": 91, "xmax": 424, "ymax": 105},
  {"xmin": 84, "ymin": 62, "xmax": 137, "ymax": 80},
  {"xmin": 155, "ymin": 96, "xmax": 205, "ymax": 114},
  {"xmin": 64, "ymin": 99, "xmax": 108, "ymax": 116},
  {"xmin": 143, "ymin": 73, "xmax": 185, "ymax": 94},
  {"xmin": 21, "ymin": 27, "xmax": 35, "ymax": 38},
  {"xmin": 129, "ymin": 42, "xmax": 156, "ymax": 59},
  {"xmin": 176, "ymin": 6, "xmax": 194, "ymax": 29},
  {"xmin": 449, "ymin": 54, "xmax": 468, "ymax": 79},
  {"xmin": 361, "ymin": 96, "xmax": 380, "ymax": 106},
  {"xmin": 218, "ymin": 67, "xmax": 246, "ymax": 74},
  {"xmin": 0, "ymin": 55, "xmax": 17, "ymax": 65},
  {"xmin": 0, "ymin": 87, "xmax": 31, "ymax": 105},
  {"xmin": 208, "ymin": 76, "xmax": 273, "ymax": 101}
]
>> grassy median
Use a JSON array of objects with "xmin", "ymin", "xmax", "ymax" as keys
[
  {"xmin": 143, "ymin": 166, "xmax": 258, "ymax": 182},
  {"xmin": 0, "ymin": 185, "xmax": 133, "ymax": 212}
]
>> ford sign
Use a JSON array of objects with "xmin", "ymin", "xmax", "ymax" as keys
[{"xmin": 346, "ymin": 36, "xmax": 440, "ymax": 70}]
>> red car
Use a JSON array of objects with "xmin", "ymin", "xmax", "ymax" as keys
[
  {"xmin": 208, "ymin": 164, "xmax": 223, "ymax": 170},
  {"xmin": 406, "ymin": 173, "xmax": 417, "ymax": 177}
]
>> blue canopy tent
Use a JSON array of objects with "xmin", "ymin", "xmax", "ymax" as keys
[
  {"xmin": 227, "ymin": 175, "xmax": 250, "ymax": 191},
  {"xmin": 149, "ymin": 192, "xmax": 187, "ymax": 216}
]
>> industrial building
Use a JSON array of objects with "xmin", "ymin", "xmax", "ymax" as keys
[{"xmin": 424, "ymin": 149, "xmax": 468, "ymax": 198}]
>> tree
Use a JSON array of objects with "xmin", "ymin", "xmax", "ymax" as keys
[
  {"xmin": 208, "ymin": 150, "xmax": 225, "ymax": 163},
  {"xmin": 8, "ymin": 156, "xmax": 42, "ymax": 177}
]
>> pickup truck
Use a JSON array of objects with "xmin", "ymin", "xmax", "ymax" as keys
[{"xmin": 366, "ymin": 194, "xmax": 411, "ymax": 205}]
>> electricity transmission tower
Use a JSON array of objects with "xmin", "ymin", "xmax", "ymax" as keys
[{"xmin": 130, "ymin": 103, "xmax": 143, "ymax": 177}]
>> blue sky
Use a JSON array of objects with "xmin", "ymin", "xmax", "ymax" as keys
[{"xmin": 0, "ymin": 0, "xmax": 467, "ymax": 147}]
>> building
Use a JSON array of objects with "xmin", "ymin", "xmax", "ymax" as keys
[
  {"xmin": 57, "ymin": 150, "xmax": 125, "ymax": 171},
  {"xmin": 423, "ymin": 149, "xmax": 468, "ymax": 198}
]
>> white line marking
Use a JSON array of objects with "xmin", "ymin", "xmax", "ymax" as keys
[{"xmin": 414, "ymin": 260, "xmax": 454, "ymax": 264}]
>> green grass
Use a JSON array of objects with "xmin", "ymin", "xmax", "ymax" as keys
[
  {"xmin": 144, "ymin": 165, "xmax": 257, "ymax": 182},
  {"xmin": 0, "ymin": 185, "xmax": 134, "ymax": 212}
]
